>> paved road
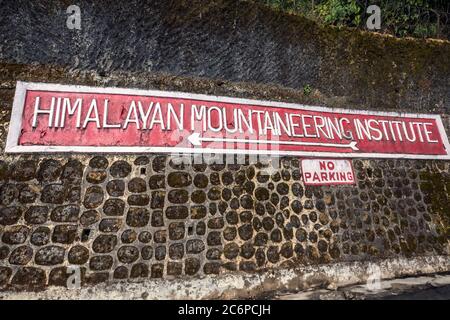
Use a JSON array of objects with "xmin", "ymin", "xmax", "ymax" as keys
[{"xmin": 275, "ymin": 273, "xmax": 450, "ymax": 300}]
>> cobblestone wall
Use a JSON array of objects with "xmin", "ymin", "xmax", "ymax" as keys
[
  {"xmin": 0, "ymin": 1, "xmax": 449, "ymax": 293},
  {"xmin": 0, "ymin": 152, "xmax": 448, "ymax": 290}
]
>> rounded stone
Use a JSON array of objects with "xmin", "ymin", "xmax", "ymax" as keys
[
  {"xmin": 186, "ymin": 239, "xmax": 205, "ymax": 254},
  {"xmin": 152, "ymin": 156, "xmax": 167, "ymax": 172},
  {"xmin": 262, "ymin": 217, "xmax": 274, "ymax": 232},
  {"xmin": 155, "ymin": 246, "xmax": 166, "ymax": 260},
  {"xmin": 240, "ymin": 194, "xmax": 254, "ymax": 209},
  {"xmin": 128, "ymin": 177, "xmax": 147, "ymax": 193},
  {"xmin": 193, "ymin": 174, "xmax": 208, "ymax": 188},
  {"xmin": 66, "ymin": 186, "xmax": 81, "ymax": 202},
  {"xmin": 86, "ymin": 170, "xmax": 107, "ymax": 184},
  {"xmin": 255, "ymin": 187, "xmax": 269, "ymax": 201},
  {"xmin": 37, "ymin": 159, "xmax": 62, "ymax": 183},
  {"xmin": 308, "ymin": 231, "xmax": 318, "ymax": 243},
  {"xmin": 204, "ymin": 262, "xmax": 221, "ymax": 274},
  {"xmin": 90, "ymin": 255, "xmax": 113, "ymax": 271},
  {"xmin": 151, "ymin": 210, "xmax": 164, "ymax": 227},
  {"xmin": 318, "ymin": 240, "xmax": 328, "ymax": 252},
  {"xmin": 48, "ymin": 267, "xmax": 73, "ymax": 287},
  {"xmin": 221, "ymin": 172, "xmax": 234, "ymax": 185},
  {"xmin": 319, "ymin": 212, "xmax": 330, "ymax": 225},
  {"xmin": 222, "ymin": 188, "xmax": 232, "ymax": 201},
  {"xmin": 185, "ymin": 258, "xmax": 201, "ymax": 275},
  {"xmin": 207, "ymin": 187, "xmax": 221, "ymax": 201},
  {"xmin": 169, "ymin": 243, "xmax": 184, "ymax": 260},
  {"xmin": 130, "ymin": 263, "xmax": 149, "ymax": 278},
  {"xmin": 167, "ymin": 262, "xmax": 183, "ymax": 276},
  {"xmin": 114, "ymin": 266, "xmax": 129, "ymax": 279},
  {"xmin": 83, "ymin": 186, "xmax": 104, "ymax": 209},
  {"xmin": 196, "ymin": 222, "xmax": 206, "ymax": 235},
  {"xmin": 266, "ymin": 202, "xmax": 276, "ymax": 215},
  {"xmin": 11, "ymin": 160, "xmax": 36, "ymax": 182},
  {"xmin": 18, "ymin": 184, "xmax": 38, "ymax": 203},
  {"xmin": 89, "ymin": 156, "xmax": 109, "ymax": 169},
  {"xmin": 225, "ymin": 211, "xmax": 238, "ymax": 225},
  {"xmin": 239, "ymin": 211, "xmax": 253, "ymax": 223},
  {"xmin": 41, "ymin": 184, "xmax": 65, "ymax": 204},
  {"xmin": 291, "ymin": 200, "xmax": 303, "ymax": 214},
  {"xmin": 138, "ymin": 231, "xmax": 152, "ymax": 244},
  {"xmin": 267, "ymin": 246, "xmax": 280, "ymax": 263},
  {"xmin": 127, "ymin": 194, "xmax": 150, "ymax": 206},
  {"xmin": 134, "ymin": 156, "xmax": 149, "ymax": 165},
  {"xmin": 224, "ymin": 243, "xmax": 240, "ymax": 259},
  {"xmin": 244, "ymin": 181, "xmax": 255, "ymax": 194},
  {"xmin": 61, "ymin": 160, "xmax": 83, "ymax": 184},
  {"xmin": 30, "ymin": 227, "xmax": 51, "ymax": 246},
  {"xmin": 122, "ymin": 229, "xmax": 138, "ymax": 243},
  {"xmin": 118, "ymin": 246, "xmax": 139, "ymax": 264},
  {"xmin": 207, "ymin": 231, "xmax": 222, "ymax": 246},
  {"xmin": 223, "ymin": 227, "xmax": 237, "ymax": 241},
  {"xmin": 80, "ymin": 210, "xmax": 100, "ymax": 226},
  {"xmin": 51, "ymin": 205, "xmax": 79, "ymax": 222},
  {"xmin": 126, "ymin": 208, "xmax": 150, "ymax": 227},
  {"xmin": 141, "ymin": 246, "xmax": 153, "ymax": 260},
  {"xmin": 271, "ymin": 229, "xmax": 282, "ymax": 242},
  {"xmin": 280, "ymin": 242, "xmax": 293, "ymax": 258},
  {"xmin": 151, "ymin": 264, "xmax": 164, "ymax": 278},
  {"xmin": 9, "ymin": 246, "xmax": 33, "ymax": 265},
  {"xmin": 110, "ymin": 160, "xmax": 131, "ymax": 178},
  {"xmin": 106, "ymin": 180, "xmax": 125, "ymax": 197},
  {"xmin": 255, "ymin": 202, "xmax": 265, "ymax": 216},
  {"xmin": 68, "ymin": 245, "xmax": 89, "ymax": 264},
  {"xmin": 168, "ymin": 171, "xmax": 192, "ymax": 188},
  {"xmin": 52, "ymin": 225, "xmax": 77, "ymax": 244},
  {"xmin": 35, "ymin": 246, "xmax": 65, "ymax": 265},
  {"xmin": 254, "ymin": 232, "xmax": 269, "ymax": 246},
  {"xmin": 209, "ymin": 172, "xmax": 219, "ymax": 185},
  {"xmin": 166, "ymin": 206, "xmax": 188, "ymax": 219},
  {"xmin": 191, "ymin": 190, "xmax": 206, "ymax": 203},
  {"xmin": 149, "ymin": 175, "xmax": 165, "ymax": 189},
  {"xmin": 2, "ymin": 225, "xmax": 30, "ymax": 245},
  {"xmin": 169, "ymin": 222, "xmax": 185, "ymax": 240},
  {"xmin": 240, "ymin": 242, "xmax": 255, "ymax": 259},
  {"xmin": 0, "ymin": 184, "xmax": 18, "ymax": 206},
  {"xmin": 99, "ymin": 218, "xmax": 123, "ymax": 233},
  {"xmin": 0, "ymin": 246, "xmax": 10, "ymax": 260},
  {"xmin": 11, "ymin": 267, "xmax": 46, "ymax": 289},
  {"xmin": 92, "ymin": 235, "xmax": 118, "ymax": 253},
  {"xmin": 238, "ymin": 224, "xmax": 253, "ymax": 241},
  {"xmin": 150, "ymin": 191, "xmax": 165, "ymax": 209},
  {"xmin": 154, "ymin": 230, "xmax": 167, "ymax": 243},
  {"xmin": 18, "ymin": 187, "xmax": 36, "ymax": 203},
  {"xmin": 168, "ymin": 189, "xmax": 189, "ymax": 204},
  {"xmin": 208, "ymin": 217, "xmax": 224, "ymax": 229}
]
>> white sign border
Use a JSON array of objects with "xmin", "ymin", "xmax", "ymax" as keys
[
  {"xmin": 301, "ymin": 158, "xmax": 356, "ymax": 186},
  {"xmin": 5, "ymin": 81, "xmax": 450, "ymax": 160}
]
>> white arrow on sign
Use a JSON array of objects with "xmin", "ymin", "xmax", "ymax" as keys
[{"xmin": 187, "ymin": 133, "xmax": 359, "ymax": 151}]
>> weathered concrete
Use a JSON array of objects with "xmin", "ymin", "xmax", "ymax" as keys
[{"xmin": 0, "ymin": 255, "xmax": 448, "ymax": 299}]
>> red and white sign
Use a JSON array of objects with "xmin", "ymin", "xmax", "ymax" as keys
[
  {"xmin": 301, "ymin": 159, "xmax": 355, "ymax": 185},
  {"xmin": 5, "ymin": 81, "xmax": 450, "ymax": 159}
]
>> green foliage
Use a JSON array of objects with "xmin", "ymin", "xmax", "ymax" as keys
[
  {"xmin": 303, "ymin": 84, "xmax": 312, "ymax": 96},
  {"xmin": 258, "ymin": 0, "xmax": 449, "ymax": 39},
  {"xmin": 316, "ymin": 0, "xmax": 361, "ymax": 27}
]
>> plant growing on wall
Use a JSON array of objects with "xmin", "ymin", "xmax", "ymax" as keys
[{"xmin": 259, "ymin": 0, "xmax": 449, "ymax": 39}]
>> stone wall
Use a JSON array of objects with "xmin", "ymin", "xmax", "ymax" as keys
[{"xmin": 0, "ymin": 0, "xmax": 449, "ymax": 293}]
